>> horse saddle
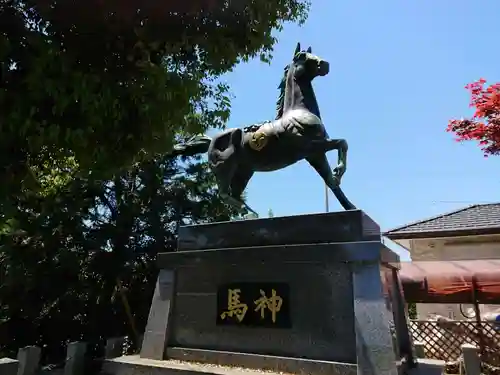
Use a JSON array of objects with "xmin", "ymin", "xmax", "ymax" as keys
[{"xmin": 243, "ymin": 123, "xmax": 265, "ymax": 134}]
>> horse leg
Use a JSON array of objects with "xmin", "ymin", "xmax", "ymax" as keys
[
  {"xmin": 230, "ymin": 169, "xmax": 256, "ymax": 216},
  {"xmin": 213, "ymin": 164, "xmax": 245, "ymax": 214},
  {"xmin": 211, "ymin": 129, "xmax": 249, "ymax": 214},
  {"xmin": 306, "ymin": 138, "xmax": 348, "ymax": 182},
  {"xmin": 306, "ymin": 153, "xmax": 356, "ymax": 210},
  {"xmin": 212, "ymin": 157, "xmax": 242, "ymax": 213}
]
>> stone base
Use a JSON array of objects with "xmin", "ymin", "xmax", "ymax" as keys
[
  {"xmin": 103, "ymin": 355, "xmax": 419, "ymax": 375},
  {"xmin": 135, "ymin": 210, "xmax": 408, "ymax": 375},
  {"xmin": 103, "ymin": 353, "xmax": 357, "ymax": 375}
]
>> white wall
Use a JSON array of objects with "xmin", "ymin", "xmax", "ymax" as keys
[{"xmin": 416, "ymin": 303, "xmax": 499, "ymax": 320}]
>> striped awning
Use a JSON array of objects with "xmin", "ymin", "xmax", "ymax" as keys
[{"xmin": 400, "ymin": 260, "xmax": 500, "ymax": 304}]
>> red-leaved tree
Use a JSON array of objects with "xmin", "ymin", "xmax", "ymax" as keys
[{"xmin": 447, "ymin": 79, "xmax": 500, "ymax": 156}]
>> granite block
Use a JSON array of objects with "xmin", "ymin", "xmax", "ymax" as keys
[
  {"xmin": 17, "ymin": 346, "xmax": 41, "ymax": 375},
  {"xmin": 167, "ymin": 348, "xmax": 359, "ymax": 375},
  {"xmin": 351, "ymin": 263, "xmax": 398, "ymax": 375},
  {"xmin": 103, "ymin": 354, "xmax": 358, "ymax": 375},
  {"xmin": 138, "ymin": 210, "xmax": 403, "ymax": 375},
  {"xmin": 64, "ymin": 342, "xmax": 87, "ymax": 375},
  {"xmin": 177, "ymin": 210, "xmax": 380, "ymax": 251},
  {"xmin": 170, "ymin": 261, "xmax": 356, "ymax": 363},
  {"xmin": 106, "ymin": 337, "xmax": 126, "ymax": 359},
  {"xmin": 141, "ymin": 270, "xmax": 176, "ymax": 360},
  {"xmin": 158, "ymin": 241, "xmax": 388, "ymax": 269},
  {"xmin": 380, "ymin": 246, "xmax": 401, "ymax": 267},
  {"xmin": 0, "ymin": 358, "xmax": 19, "ymax": 375},
  {"xmin": 462, "ymin": 344, "xmax": 481, "ymax": 375}
]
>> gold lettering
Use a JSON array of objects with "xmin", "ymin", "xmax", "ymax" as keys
[
  {"xmin": 254, "ymin": 289, "xmax": 283, "ymax": 323},
  {"xmin": 220, "ymin": 289, "xmax": 248, "ymax": 322}
]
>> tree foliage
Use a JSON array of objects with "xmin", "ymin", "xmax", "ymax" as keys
[
  {"xmin": 448, "ymin": 79, "xmax": 500, "ymax": 156},
  {"xmin": 0, "ymin": 0, "xmax": 311, "ymax": 365},
  {"xmin": 0, "ymin": 0, "xmax": 309, "ymax": 201},
  {"xmin": 407, "ymin": 303, "xmax": 417, "ymax": 320},
  {"xmin": 0, "ymin": 155, "xmax": 236, "ymax": 364}
]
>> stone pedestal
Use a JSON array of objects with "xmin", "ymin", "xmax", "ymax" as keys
[{"xmin": 107, "ymin": 210, "xmax": 405, "ymax": 375}]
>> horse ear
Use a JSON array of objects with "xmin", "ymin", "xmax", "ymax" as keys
[
  {"xmin": 294, "ymin": 42, "xmax": 301, "ymax": 56},
  {"xmin": 306, "ymin": 46, "xmax": 312, "ymax": 53}
]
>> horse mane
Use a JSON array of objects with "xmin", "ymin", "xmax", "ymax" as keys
[{"xmin": 275, "ymin": 64, "xmax": 290, "ymax": 120}]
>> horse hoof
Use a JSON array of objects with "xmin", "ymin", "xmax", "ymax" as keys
[{"xmin": 243, "ymin": 213, "xmax": 259, "ymax": 220}]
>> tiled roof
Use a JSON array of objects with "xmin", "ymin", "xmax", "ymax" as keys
[{"xmin": 383, "ymin": 203, "xmax": 500, "ymax": 239}]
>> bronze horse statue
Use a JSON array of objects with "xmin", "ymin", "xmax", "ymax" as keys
[{"xmin": 171, "ymin": 42, "xmax": 356, "ymax": 215}]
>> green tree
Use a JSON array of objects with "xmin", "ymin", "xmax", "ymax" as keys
[
  {"xmin": 0, "ymin": 0, "xmax": 309, "ymax": 204},
  {"xmin": 0, "ymin": 155, "xmax": 235, "ymax": 363},
  {"xmin": 268, "ymin": 209, "xmax": 275, "ymax": 218},
  {"xmin": 408, "ymin": 303, "xmax": 417, "ymax": 320},
  {"xmin": 0, "ymin": 0, "xmax": 311, "ymax": 362}
]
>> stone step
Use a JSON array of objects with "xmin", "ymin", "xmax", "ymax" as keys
[{"xmin": 103, "ymin": 354, "xmax": 357, "ymax": 375}]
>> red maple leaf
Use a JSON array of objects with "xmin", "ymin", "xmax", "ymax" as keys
[{"xmin": 447, "ymin": 78, "xmax": 500, "ymax": 156}]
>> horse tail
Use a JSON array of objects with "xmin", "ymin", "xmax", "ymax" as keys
[
  {"xmin": 170, "ymin": 135, "xmax": 212, "ymax": 157},
  {"xmin": 332, "ymin": 185, "xmax": 356, "ymax": 210}
]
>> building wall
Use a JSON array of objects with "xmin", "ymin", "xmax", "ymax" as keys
[
  {"xmin": 410, "ymin": 236, "xmax": 500, "ymax": 320},
  {"xmin": 410, "ymin": 238, "xmax": 500, "ymax": 261}
]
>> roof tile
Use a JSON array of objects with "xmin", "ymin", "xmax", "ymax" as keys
[{"xmin": 384, "ymin": 203, "xmax": 500, "ymax": 236}]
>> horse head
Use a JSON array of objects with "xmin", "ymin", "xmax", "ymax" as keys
[
  {"xmin": 290, "ymin": 42, "xmax": 330, "ymax": 81},
  {"xmin": 281, "ymin": 42, "xmax": 328, "ymax": 118}
]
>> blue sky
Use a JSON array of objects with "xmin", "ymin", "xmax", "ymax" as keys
[{"xmin": 220, "ymin": 0, "xmax": 500, "ymax": 259}]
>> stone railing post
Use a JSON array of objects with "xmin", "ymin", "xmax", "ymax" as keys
[
  {"xmin": 64, "ymin": 341, "xmax": 87, "ymax": 375},
  {"xmin": 17, "ymin": 346, "xmax": 41, "ymax": 375},
  {"xmin": 413, "ymin": 341, "xmax": 425, "ymax": 358},
  {"xmin": 0, "ymin": 358, "xmax": 19, "ymax": 375},
  {"xmin": 105, "ymin": 337, "xmax": 126, "ymax": 359},
  {"xmin": 461, "ymin": 344, "xmax": 481, "ymax": 375}
]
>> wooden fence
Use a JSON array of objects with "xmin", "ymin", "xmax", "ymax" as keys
[{"xmin": 409, "ymin": 320, "xmax": 500, "ymax": 365}]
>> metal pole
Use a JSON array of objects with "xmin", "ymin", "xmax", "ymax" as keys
[
  {"xmin": 471, "ymin": 277, "xmax": 485, "ymax": 355},
  {"xmin": 325, "ymin": 183, "xmax": 329, "ymax": 212}
]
